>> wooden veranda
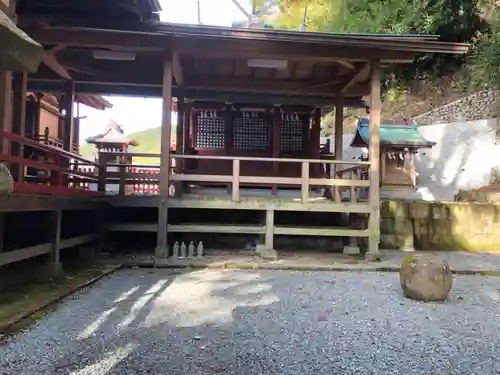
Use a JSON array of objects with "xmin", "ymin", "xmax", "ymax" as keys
[{"xmin": 1, "ymin": 1, "xmax": 469, "ymax": 261}]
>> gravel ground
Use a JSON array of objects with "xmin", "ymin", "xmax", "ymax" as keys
[{"xmin": 1, "ymin": 269, "xmax": 500, "ymax": 375}]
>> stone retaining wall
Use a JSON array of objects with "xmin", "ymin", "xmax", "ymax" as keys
[
  {"xmin": 412, "ymin": 90, "xmax": 500, "ymax": 125},
  {"xmin": 380, "ymin": 200, "xmax": 500, "ymax": 252}
]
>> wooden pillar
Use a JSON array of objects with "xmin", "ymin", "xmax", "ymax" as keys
[
  {"xmin": 367, "ymin": 59, "xmax": 381, "ymax": 260},
  {"xmin": 0, "ymin": 72, "xmax": 12, "ymax": 155},
  {"xmin": 156, "ymin": 52, "xmax": 173, "ymax": 255},
  {"xmin": 11, "ymin": 72, "xmax": 27, "ymax": 181},
  {"xmin": 272, "ymin": 105, "xmax": 281, "ymax": 195},
  {"xmin": 334, "ymin": 100, "xmax": 343, "ymax": 202},
  {"xmin": 46, "ymin": 209, "xmax": 63, "ymax": 278},
  {"xmin": 175, "ymin": 91, "xmax": 184, "ymax": 175},
  {"xmin": 183, "ymin": 102, "xmax": 191, "ymax": 152},
  {"xmin": 310, "ymin": 108, "xmax": 321, "ymax": 156},
  {"xmin": 63, "ymin": 80, "xmax": 75, "ymax": 152},
  {"xmin": 409, "ymin": 149, "xmax": 417, "ymax": 187}
]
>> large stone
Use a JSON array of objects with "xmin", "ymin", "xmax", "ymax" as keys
[
  {"xmin": 399, "ymin": 254, "xmax": 452, "ymax": 301},
  {"xmin": 0, "ymin": 163, "xmax": 13, "ymax": 195}
]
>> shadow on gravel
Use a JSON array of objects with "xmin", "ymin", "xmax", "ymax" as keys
[{"xmin": 1, "ymin": 269, "xmax": 500, "ymax": 375}]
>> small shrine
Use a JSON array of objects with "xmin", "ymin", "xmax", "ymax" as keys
[
  {"xmin": 85, "ymin": 119, "xmax": 139, "ymax": 163},
  {"xmin": 85, "ymin": 119, "xmax": 139, "ymax": 194},
  {"xmin": 350, "ymin": 117, "xmax": 436, "ymax": 189}
]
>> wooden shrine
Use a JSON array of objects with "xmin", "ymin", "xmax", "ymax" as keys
[
  {"xmin": 182, "ymin": 103, "xmax": 326, "ymax": 186},
  {"xmin": 85, "ymin": 119, "xmax": 139, "ymax": 163},
  {"xmin": 350, "ymin": 117, "xmax": 436, "ymax": 189},
  {"xmin": 26, "ymin": 93, "xmax": 112, "ymax": 154}
]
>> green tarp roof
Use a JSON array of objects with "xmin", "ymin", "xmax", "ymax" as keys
[
  {"xmin": 351, "ymin": 118, "xmax": 435, "ymax": 148},
  {"xmin": 0, "ymin": 9, "xmax": 43, "ymax": 72}
]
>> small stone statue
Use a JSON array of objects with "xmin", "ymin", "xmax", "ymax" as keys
[
  {"xmin": 197, "ymin": 241, "xmax": 204, "ymax": 258},
  {"xmin": 180, "ymin": 242, "xmax": 187, "ymax": 258},
  {"xmin": 188, "ymin": 241, "xmax": 195, "ymax": 258},
  {"xmin": 173, "ymin": 241, "xmax": 180, "ymax": 258}
]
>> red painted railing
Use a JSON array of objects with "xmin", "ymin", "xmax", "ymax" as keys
[{"xmin": 0, "ymin": 131, "xmax": 103, "ymax": 197}]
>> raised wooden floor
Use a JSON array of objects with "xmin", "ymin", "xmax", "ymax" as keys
[
  {"xmin": 108, "ymin": 187, "xmax": 370, "ymax": 213},
  {"xmin": 0, "ymin": 193, "xmax": 106, "ymax": 212}
]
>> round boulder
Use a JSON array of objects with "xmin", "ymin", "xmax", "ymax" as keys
[{"xmin": 399, "ymin": 254, "xmax": 452, "ymax": 301}]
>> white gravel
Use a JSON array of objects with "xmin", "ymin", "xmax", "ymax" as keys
[{"xmin": 1, "ymin": 269, "xmax": 500, "ymax": 375}]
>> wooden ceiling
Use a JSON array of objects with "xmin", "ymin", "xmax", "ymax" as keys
[{"xmin": 17, "ymin": 10, "xmax": 469, "ymax": 105}]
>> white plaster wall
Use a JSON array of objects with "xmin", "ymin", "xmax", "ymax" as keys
[
  {"xmin": 413, "ymin": 119, "xmax": 500, "ymax": 201},
  {"xmin": 322, "ymin": 119, "xmax": 500, "ymax": 201}
]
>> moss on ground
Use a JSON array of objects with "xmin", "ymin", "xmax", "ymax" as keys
[{"xmin": 0, "ymin": 263, "xmax": 121, "ymax": 335}]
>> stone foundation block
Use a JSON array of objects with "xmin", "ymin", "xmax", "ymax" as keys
[{"xmin": 342, "ymin": 245, "xmax": 360, "ymax": 255}]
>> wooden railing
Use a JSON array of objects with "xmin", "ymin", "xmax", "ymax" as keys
[
  {"xmin": 33, "ymin": 133, "xmax": 79, "ymax": 154},
  {"xmin": 98, "ymin": 152, "xmax": 371, "ymax": 203},
  {"xmin": 0, "ymin": 131, "xmax": 102, "ymax": 197}
]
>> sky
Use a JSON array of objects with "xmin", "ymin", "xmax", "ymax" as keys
[{"xmin": 78, "ymin": 0, "xmax": 254, "ymax": 143}]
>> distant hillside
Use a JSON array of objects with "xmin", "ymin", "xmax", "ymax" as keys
[{"xmin": 80, "ymin": 125, "xmax": 176, "ymax": 165}]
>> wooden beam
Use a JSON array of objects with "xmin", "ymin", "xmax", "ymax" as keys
[
  {"xmin": 27, "ymin": 79, "xmax": 370, "ymax": 107},
  {"xmin": 367, "ymin": 59, "xmax": 381, "ymax": 260},
  {"xmin": 340, "ymin": 63, "xmax": 370, "ymax": 94},
  {"xmin": 172, "ymin": 50, "xmax": 184, "ymax": 85},
  {"xmin": 157, "ymin": 52, "xmax": 173, "ymax": 252},
  {"xmin": 42, "ymin": 52, "xmax": 73, "ymax": 81},
  {"xmin": 27, "ymin": 28, "xmax": 421, "ymax": 63},
  {"xmin": 177, "ymin": 40, "xmax": 420, "ymax": 63},
  {"xmin": 186, "ymin": 77, "xmax": 369, "ymax": 97}
]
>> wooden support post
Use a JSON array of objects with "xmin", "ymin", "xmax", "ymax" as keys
[
  {"xmin": 301, "ymin": 161, "xmax": 309, "ymax": 203},
  {"xmin": 118, "ymin": 161, "xmax": 125, "ymax": 196},
  {"xmin": 183, "ymin": 102, "xmax": 191, "ymax": 153},
  {"xmin": 311, "ymin": 107, "xmax": 321, "ymax": 193},
  {"xmin": 380, "ymin": 149, "xmax": 386, "ymax": 185},
  {"xmin": 334, "ymin": 99, "xmax": 343, "ymax": 202},
  {"xmin": 0, "ymin": 72, "xmax": 12, "ymax": 155},
  {"xmin": 225, "ymin": 103, "xmax": 233, "ymax": 193},
  {"xmin": 97, "ymin": 153, "xmax": 107, "ymax": 193},
  {"xmin": 409, "ymin": 150, "xmax": 416, "ymax": 187},
  {"xmin": 176, "ymin": 91, "xmax": 184, "ymax": 174},
  {"xmin": 272, "ymin": 106, "xmax": 281, "ymax": 195},
  {"xmin": 232, "ymin": 159, "xmax": 240, "ymax": 202},
  {"xmin": 47, "ymin": 210, "xmax": 63, "ymax": 278},
  {"xmin": 264, "ymin": 209, "xmax": 275, "ymax": 255},
  {"xmin": 156, "ymin": 52, "xmax": 173, "ymax": 256},
  {"xmin": 367, "ymin": 59, "xmax": 381, "ymax": 261},
  {"xmin": 62, "ymin": 80, "xmax": 74, "ymax": 152},
  {"xmin": 11, "ymin": 72, "xmax": 27, "ymax": 182}
]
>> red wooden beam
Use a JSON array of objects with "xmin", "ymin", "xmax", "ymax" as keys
[
  {"xmin": 13, "ymin": 182, "xmax": 104, "ymax": 197},
  {"xmin": 0, "ymin": 153, "xmax": 97, "ymax": 180}
]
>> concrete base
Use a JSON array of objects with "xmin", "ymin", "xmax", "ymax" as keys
[
  {"xmin": 366, "ymin": 251, "xmax": 382, "ymax": 262},
  {"xmin": 255, "ymin": 244, "xmax": 265, "ymax": 255},
  {"xmin": 154, "ymin": 247, "xmax": 169, "ymax": 259},
  {"xmin": 260, "ymin": 248, "xmax": 278, "ymax": 260},
  {"xmin": 343, "ymin": 245, "xmax": 361, "ymax": 255}
]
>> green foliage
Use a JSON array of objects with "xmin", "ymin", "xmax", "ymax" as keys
[
  {"xmin": 470, "ymin": 20, "xmax": 500, "ymax": 88},
  {"xmin": 274, "ymin": 0, "xmax": 497, "ymax": 91}
]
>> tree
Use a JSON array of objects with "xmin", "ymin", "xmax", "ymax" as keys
[{"xmin": 273, "ymin": 0, "xmax": 490, "ymax": 92}]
